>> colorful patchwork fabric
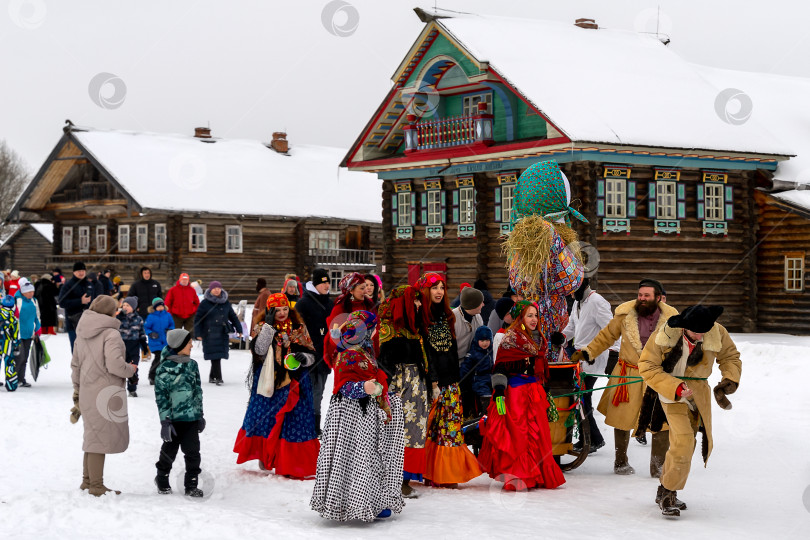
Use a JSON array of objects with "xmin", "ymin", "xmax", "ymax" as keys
[
  {"xmin": 514, "ymin": 160, "xmax": 588, "ymax": 225},
  {"xmin": 427, "ymin": 383, "xmax": 465, "ymax": 447}
]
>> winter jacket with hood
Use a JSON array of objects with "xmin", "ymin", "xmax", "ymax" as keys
[
  {"xmin": 71, "ymin": 309, "xmax": 136, "ymax": 454},
  {"xmin": 144, "ymin": 308, "xmax": 175, "ymax": 352},
  {"xmin": 14, "ymin": 290, "xmax": 41, "ymax": 339},
  {"xmin": 460, "ymin": 326, "xmax": 495, "ymax": 397},
  {"xmin": 194, "ymin": 288, "xmax": 241, "ymax": 360},
  {"xmin": 128, "ymin": 267, "xmax": 162, "ymax": 319},
  {"xmin": 165, "ymin": 279, "xmax": 200, "ymax": 319},
  {"xmin": 294, "ymin": 281, "xmax": 332, "ymax": 374},
  {"xmin": 117, "ymin": 310, "xmax": 147, "ymax": 346},
  {"xmin": 155, "ymin": 347, "xmax": 203, "ymax": 422},
  {"xmin": 58, "ymin": 275, "xmax": 100, "ymax": 330}
]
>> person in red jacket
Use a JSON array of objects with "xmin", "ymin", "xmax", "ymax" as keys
[{"xmin": 164, "ymin": 273, "xmax": 200, "ymax": 334}]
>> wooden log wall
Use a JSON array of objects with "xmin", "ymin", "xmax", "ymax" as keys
[
  {"xmin": 0, "ymin": 226, "xmax": 52, "ymax": 278},
  {"xmin": 755, "ymin": 191, "xmax": 810, "ymax": 334}
]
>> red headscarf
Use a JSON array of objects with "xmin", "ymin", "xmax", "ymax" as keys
[
  {"xmin": 266, "ymin": 293, "xmax": 289, "ymax": 309},
  {"xmin": 415, "ymin": 272, "xmax": 454, "ymax": 335},
  {"xmin": 497, "ymin": 301, "xmax": 549, "ymax": 382}
]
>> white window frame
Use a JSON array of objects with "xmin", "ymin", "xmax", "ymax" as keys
[
  {"xmin": 427, "ymin": 190, "xmax": 442, "ymax": 226},
  {"xmin": 656, "ymin": 181, "xmax": 677, "ymax": 219},
  {"xmin": 329, "ymin": 269, "xmax": 344, "ymax": 292},
  {"xmin": 77, "ymin": 226, "xmax": 90, "ymax": 253},
  {"xmin": 462, "ymin": 93, "xmax": 492, "ymax": 116},
  {"xmin": 704, "ymin": 183, "xmax": 725, "ymax": 221},
  {"xmin": 155, "ymin": 223, "xmax": 167, "ymax": 252},
  {"xmin": 605, "ymin": 178, "xmax": 627, "ymax": 219},
  {"xmin": 189, "ymin": 224, "xmax": 207, "ymax": 253},
  {"xmin": 459, "ymin": 186, "xmax": 475, "ymax": 225},
  {"xmin": 226, "ymin": 225, "xmax": 243, "ymax": 253},
  {"xmin": 62, "ymin": 227, "xmax": 73, "ymax": 254},
  {"xmin": 785, "ymin": 255, "xmax": 805, "ymax": 292},
  {"xmin": 309, "ymin": 230, "xmax": 339, "ymax": 252},
  {"xmin": 117, "ymin": 225, "xmax": 130, "ymax": 252},
  {"xmin": 136, "ymin": 224, "xmax": 148, "ymax": 252},
  {"xmin": 96, "ymin": 225, "xmax": 107, "ymax": 253},
  {"xmin": 397, "ymin": 192, "xmax": 412, "ymax": 227},
  {"xmin": 502, "ymin": 184, "xmax": 515, "ymax": 224}
]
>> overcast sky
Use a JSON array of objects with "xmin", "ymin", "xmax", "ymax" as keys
[{"xmin": 2, "ymin": 0, "xmax": 809, "ymax": 173}]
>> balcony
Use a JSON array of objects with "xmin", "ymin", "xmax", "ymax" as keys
[
  {"xmin": 308, "ymin": 248, "xmax": 376, "ymax": 267},
  {"xmin": 403, "ymin": 102, "xmax": 494, "ymax": 153}
]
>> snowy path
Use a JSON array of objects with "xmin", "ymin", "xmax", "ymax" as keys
[{"xmin": 1, "ymin": 334, "xmax": 808, "ymax": 539}]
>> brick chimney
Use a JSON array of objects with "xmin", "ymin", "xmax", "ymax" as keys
[
  {"xmin": 194, "ymin": 127, "xmax": 212, "ymax": 138},
  {"xmin": 270, "ymin": 132, "xmax": 288, "ymax": 153},
  {"xmin": 574, "ymin": 18, "xmax": 598, "ymax": 29}
]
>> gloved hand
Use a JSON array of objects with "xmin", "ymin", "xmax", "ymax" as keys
[
  {"xmin": 70, "ymin": 389, "xmax": 81, "ymax": 423},
  {"xmin": 72, "ymin": 389, "xmax": 79, "ymax": 406},
  {"xmin": 197, "ymin": 417, "xmax": 206, "ymax": 433},
  {"xmin": 161, "ymin": 419, "xmax": 177, "ymax": 442},
  {"xmin": 571, "ymin": 350, "xmax": 593, "ymax": 365},
  {"xmin": 550, "ymin": 332, "xmax": 566, "ymax": 347},
  {"xmin": 713, "ymin": 378, "xmax": 738, "ymax": 410}
]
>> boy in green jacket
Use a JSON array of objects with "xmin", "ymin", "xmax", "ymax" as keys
[{"xmin": 154, "ymin": 328, "xmax": 205, "ymax": 497}]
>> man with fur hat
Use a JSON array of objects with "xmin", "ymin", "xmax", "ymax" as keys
[
  {"xmin": 571, "ymin": 278, "xmax": 678, "ymax": 475},
  {"xmin": 639, "ymin": 305, "xmax": 741, "ymax": 517}
]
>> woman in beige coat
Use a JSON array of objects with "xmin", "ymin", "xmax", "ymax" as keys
[{"xmin": 71, "ymin": 295, "xmax": 137, "ymax": 496}]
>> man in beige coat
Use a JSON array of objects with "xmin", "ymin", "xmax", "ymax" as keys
[
  {"xmin": 639, "ymin": 305, "xmax": 741, "ymax": 517},
  {"xmin": 571, "ymin": 278, "xmax": 678, "ymax": 475},
  {"xmin": 71, "ymin": 295, "xmax": 138, "ymax": 496}
]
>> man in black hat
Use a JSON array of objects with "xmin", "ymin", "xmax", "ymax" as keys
[
  {"xmin": 294, "ymin": 268, "xmax": 332, "ymax": 434},
  {"xmin": 571, "ymin": 278, "xmax": 678, "ymax": 475},
  {"xmin": 58, "ymin": 261, "xmax": 101, "ymax": 351},
  {"xmin": 639, "ymin": 305, "xmax": 741, "ymax": 517}
]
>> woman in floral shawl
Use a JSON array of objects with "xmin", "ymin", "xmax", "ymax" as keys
[
  {"xmin": 479, "ymin": 301, "xmax": 565, "ymax": 490},
  {"xmin": 324, "ymin": 272, "xmax": 376, "ymax": 367},
  {"xmin": 417, "ymin": 272, "xmax": 482, "ymax": 487},
  {"xmin": 377, "ymin": 285, "xmax": 429, "ymax": 498},
  {"xmin": 233, "ymin": 293, "xmax": 319, "ymax": 478},
  {"xmin": 310, "ymin": 310, "xmax": 405, "ymax": 522}
]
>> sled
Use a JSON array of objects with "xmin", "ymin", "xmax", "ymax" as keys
[{"xmin": 547, "ymin": 361, "xmax": 590, "ymax": 471}]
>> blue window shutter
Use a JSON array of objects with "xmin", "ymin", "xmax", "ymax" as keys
[
  {"xmin": 648, "ymin": 182, "xmax": 656, "ymax": 218},
  {"xmin": 452, "ymin": 189, "xmax": 460, "ymax": 224},
  {"xmin": 494, "ymin": 187, "xmax": 502, "ymax": 222},
  {"xmin": 411, "ymin": 193, "xmax": 417, "ymax": 225},
  {"xmin": 420, "ymin": 192, "xmax": 427, "ymax": 225},
  {"xmin": 697, "ymin": 184, "xmax": 705, "ymax": 220},
  {"xmin": 627, "ymin": 180, "xmax": 637, "ymax": 218},
  {"xmin": 391, "ymin": 194, "xmax": 398, "ymax": 226},
  {"xmin": 596, "ymin": 179, "xmax": 605, "ymax": 217},
  {"xmin": 725, "ymin": 185, "xmax": 734, "ymax": 221},
  {"xmin": 677, "ymin": 183, "xmax": 686, "ymax": 220},
  {"xmin": 441, "ymin": 190, "xmax": 447, "ymax": 224}
]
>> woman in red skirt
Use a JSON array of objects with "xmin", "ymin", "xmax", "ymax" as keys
[{"xmin": 479, "ymin": 300, "xmax": 565, "ymax": 491}]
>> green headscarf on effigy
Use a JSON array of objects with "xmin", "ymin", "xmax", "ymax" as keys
[{"xmin": 513, "ymin": 160, "xmax": 588, "ymax": 226}]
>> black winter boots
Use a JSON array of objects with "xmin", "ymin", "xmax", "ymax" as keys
[
  {"xmin": 185, "ymin": 475, "xmax": 203, "ymax": 497},
  {"xmin": 155, "ymin": 473, "xmax": 172, "ymax": 494},
  {"xmin": 656, "ymin": 484, "xmax": 687, "ymax": 516}
]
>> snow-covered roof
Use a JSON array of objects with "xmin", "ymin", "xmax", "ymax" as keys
[
  {"xmin": 0, "ymin": 224, "xmax": 22, "ymax": 249},
  {"xmin": 31, "ymin": 223, "xmax": 53, "ymax": 242},
  {"xmin": 71, "ymin": 128, "xmax": 381, "ymax": 222},
  {"xmin": 432, "ymin": 13, "xmax": 792, "ymax": 157},
  {"xmin": 694, "ymin": 65, "xmax": 810, "ymax": 185},
  {"xmin": 772, "ymin": 189, "xmax": 810, "ymax": 214}
]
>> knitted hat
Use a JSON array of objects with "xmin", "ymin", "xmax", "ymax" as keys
[
  {"xmin": 89, "ymin": 295, "xmax": 117, "ymax": 317},
  {"xmin": 19, "ymin": 280, "xmax": 34, "ymax": 294},
  {"xmin": 112, "ymin": 276, "xmax": 121, "ymax": 284},
  {"xmin": 460, "ymin": 287, "xmax": 484, "ymax": 311},
  {"xmin": 10, "ymin": 270, "xmax": 19, "ymax": 279},
  {"xmin": 166, "ymin": 328, "xmax": 192, "ymax": 352},
  {"xmin": 152, "ymin": 297, "xmax": 165, "ymax": 309},
  {"xmin": 459, "ymin": 282, "xmax": 472, "ymax": 292},
  {"xmin": 208, "ymin": 281, "xmax": 222, "ymax": 290},
  {"xmin": 1, "ymin": 295, "xmax": 15, "ymax": 308},
  {"xmin": 495, "ymin": 297, "xmax": 515, "ymax": 319},
  {"xmin": 474, "ymin": 325, "xmax": 493, "ymax": 342},
  {"xmin": 668, "ymin": 305, "xmax": 724, "ymax": 334},
  {"xmin": 312, "ymin": 268, "xmax": 330, "ymax": 286},
  {"xmin": 122, "ymin": 297, "xmax": 138, "ymax": 311},
  {"xmin": 179, "ymin": 273, "xmax": 190, "ymax": 282},
  {"xmin": 72, "ymin": 261, "xmax": 86, "ymax": 272},
  {"xmin": 473, "ymin": 279, "xmax": 488, "ymax": 291}
]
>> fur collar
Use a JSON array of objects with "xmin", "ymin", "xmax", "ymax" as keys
[
  {"xmin": 615, "ymin": 300, "xmax": 678, "ymax": 354},
  {"xmin": 654, "ymin": 322, "xmax": 723, "ymax": 352}
]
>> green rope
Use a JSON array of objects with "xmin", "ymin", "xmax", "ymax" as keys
[{"xmin": 546, "ymin": 391, "xmax": 559, "ymax": 422}]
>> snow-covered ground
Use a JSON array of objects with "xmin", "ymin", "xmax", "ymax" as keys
[{"xmin": 1, "ymin": 333, "xmax": 808, "ymax": 539}]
